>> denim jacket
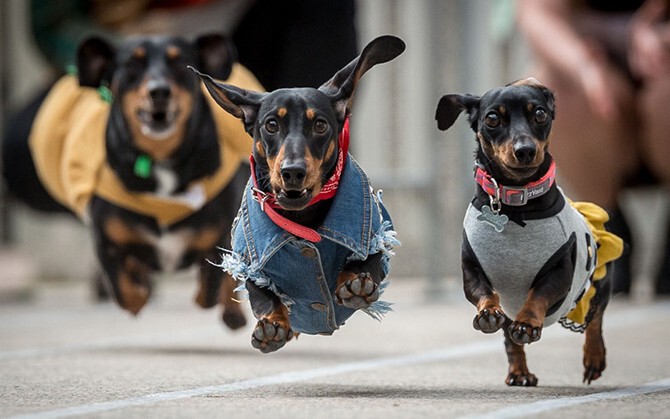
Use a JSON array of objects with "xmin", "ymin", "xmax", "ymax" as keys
[{"xmin": 219, "ymin": 155, "xmax": 398, "ymax": 335}]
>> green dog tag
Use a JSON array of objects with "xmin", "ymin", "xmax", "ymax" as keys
[
  {"xmin": 98, "ymin": 85, "xmax": 113, "ymax": 103},
  {"xmin": 134, "ymin": 155, "xmax": 152, "ymax": 179}
]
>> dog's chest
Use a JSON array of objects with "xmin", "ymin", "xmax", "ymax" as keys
[
  {"xmin": 153, "ymin": 163, "xmax": 178, "ymax": 196},
  {"xmin": 140, "ymin": 227, "xmax": 195, "ymax": 272},
  {"xmin": 464, "ymin": 205, "xmax": 568, "ymax": 287}
]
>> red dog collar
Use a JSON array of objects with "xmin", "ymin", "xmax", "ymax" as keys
[
  {"xmin": 474, "ymin": 160, "xmax": 556, "ymax": 206},
  {"xmin": 249, "ymin": 118, "xmax": 351, "ymax": 242}
]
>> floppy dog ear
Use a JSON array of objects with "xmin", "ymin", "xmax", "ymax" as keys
[
  {"xmin": 194, "ymin": 34, "xmax": 236, "ymax": 81},
  {"xmin": 189, "ymin": 66, "xmax": 265, "ymax": 133},
  {"xmin": 77, "ymin": 36, "xmax": 115, "ymax": 88},
  {"xmin": 435, "ymin": 94, "xmax": 481, "ymax": 132},
  {"xmin": 319, "ymin": 35, "xmax": 405, "ymax": 122}
]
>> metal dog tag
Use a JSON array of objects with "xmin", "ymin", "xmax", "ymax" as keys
[{"xmin": 477, "ymin": 205, "xmax": 508, "ymax": 232}]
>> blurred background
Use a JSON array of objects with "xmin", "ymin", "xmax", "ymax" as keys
[{"xmin": 0, "ymin": 0, "xmax": 667, "ymax": 304}]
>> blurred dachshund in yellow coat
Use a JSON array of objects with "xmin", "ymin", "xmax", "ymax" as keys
[{"xmin": 27, "ymin": 34, "xmax": 263, "ymax": 330}]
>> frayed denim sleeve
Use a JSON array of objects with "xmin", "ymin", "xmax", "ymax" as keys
[
  {"xmin": 361, "ymin": 190, "xmax": 401, "ymax": 321},
  {"xmin": 216, "ymin": 249, "xmax": 265, "ymax": 292},
  {"xmin": 362, "ymin": 280, "xmax": 394, "ymax": 321},
  {"xmin": 370, "ymin": 220, "xmax": 401, "ymax": 257},
  {"xmin": 360, "ymin": 201, "xmax": 400, "ymax": 322}
]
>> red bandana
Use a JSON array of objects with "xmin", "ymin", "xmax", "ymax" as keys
[{"xmin": 249, "ymin": 118, "xmax": 351, "ymax": 242}]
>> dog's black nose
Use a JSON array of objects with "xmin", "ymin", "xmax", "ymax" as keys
[
  {"xmin": 514, "ymin": 144, "xmax": 537, "ymax": 164},
  {"xmin": 148, "ymin": 79, "xmax": 171, "ymax": 105},
  {"xmin": 280, "ymin": 162, "xmax": 306, "ymax": 188},
  {"xmin": 149, "ymin": 86, "xmax": 171, "ymax": 102}
]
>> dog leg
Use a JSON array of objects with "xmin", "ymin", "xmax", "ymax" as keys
[
  {"xmin": 503, "ymin": 318, "xmax": 538, "ymax": 386},
  {"xmin": 95, "ymin": 242, "xmax": 151, "ymax": 315},
  {"xmin": 583, "ymin": 277, "xmax": 611, "ymax": 384},
  {"xmin": 194, "ymin": 257, "xmax": 247, "ymax": 329},
  {"xmin": 462, "ymin": 238, "xmax": 507, "ymax": 333},
  {"xmin": 219, "ymin": 273, "xmax": 247, "ymax": 330},
  {"xmin": 335, "ymin": 252, "xmax": 384, "ymax": 309},
  {"xmin": 583, "ymin": 309, "xmax": 606, "ymax": 384},
  {"xmin": 246, "ymin": 280, "xmax": 293, "ymax": 353},
  {"xmin": 116, "ymin": 256, "xmax": 152, "ymax": 315},
  {"xmin": 472, "ymin": 293, "xmax": 507, "ymax": 333},
  {"xmin": 509, "ymin": 289, "xmax": 548, "ymax": 345},
  {"xmin": 510, "ymin": 238, "xmax": 576, "ymax": 345},
  {"xmin": 96, "ymin": 216, "xmax": 154, "ymax": 315},
  {"xmin": 194, "ymin": 256, "xmax": 222, "ymax": 309}
]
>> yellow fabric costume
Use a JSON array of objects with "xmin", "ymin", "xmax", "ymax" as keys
[
  {"xmin": 563, "ymin": 201, "xmax": 624, "ymax": 328},
  {"xmin": 29, "ymin": 64, "xmax": 261, "ymax": 226}
]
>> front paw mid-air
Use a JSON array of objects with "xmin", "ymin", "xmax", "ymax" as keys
[
  {"xmin": 473, "ymin": 307, "xmax": 506, "ymax": 333},
  {"xmin": 335, "ymin": 272, "xmax": 380, "ymax": 309},
  {"xmin": 251, "ymin": 318, "xmax": 294, "ymax": 353},
  {"xmin": 509, "ymin": 321, "xmax": 542, "ymax": 345}
]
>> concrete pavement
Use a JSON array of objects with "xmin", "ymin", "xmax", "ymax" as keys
[{"xmin": 2, "ymin": 276, "xmax": 670, "ymax": 418}]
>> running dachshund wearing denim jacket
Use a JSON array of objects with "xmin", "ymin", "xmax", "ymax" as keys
[
  {"xmin": 191, "ymin": 35, "xmax": 404, "ymax": 353},
  {"xmin": 435, "ymin": 78, "xmax": 623, "ymax": 385},
  {"xmin": 27, "ymin": 34, "xmax": 265, "ymax": 329}
]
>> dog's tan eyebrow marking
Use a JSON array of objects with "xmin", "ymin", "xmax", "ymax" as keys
[
  {"xmin": 277, "ymin": 107, "xmax": 287, "ymax": 118},
  {"xmin": 166, "ymin": 45, "xmax": 181, "ymax": 59},
  {"xmin": 498, "ymin": 105, "xmax": 507, "ymax": 116},
  {"xmin": 132, "ymin": 47, "xmax": 146, "ymax": 59},
  {"xmin": 527, "ymin": 103, "xmax": 534, "ymax": 112},
  {"xmin": 306, "ymin": 108, "xmax": 316, "ymax": 120}
]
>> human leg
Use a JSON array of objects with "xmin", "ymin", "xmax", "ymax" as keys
[
  {"xmin": 530, "ymin": 64, "xmax": 639, "ymax": 294},
  {"xmin": 638, "ymin": 77, "xmax": 670, "ymax": 295}
]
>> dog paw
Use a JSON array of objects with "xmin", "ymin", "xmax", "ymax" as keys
[
  {"xmin": 473, "ymin": 308, "xmax": 505, "ymax": 333},
  {"xmin": 583, "ymin": 352, "xmax": 606, "ymax": 384},
  {"xmin": 335, "ymin": 272, "xmax": 379, "ymax": 309},
  {"xmin": 509, "ymin": 321, "xmax": 542, "ymax": 345},
  {"xmin": 506, "ymin": 371, "xmax": 538, "ymax": 387},
  {"xmin": 222, "ymin": 309, "xmax": 247, "ymax": 330},
  {"xmin": 583, "ymin": 331, "xmax": 606, "ymax": 384},
  {"xmin": 251, "ymin": 318, "xmax": 293, "ymax": 353},
  {"xmin": 583, "ymin": 363, "xmax": 605, "ymax": 385}
]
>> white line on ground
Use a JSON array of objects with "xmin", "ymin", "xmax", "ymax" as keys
[
  {"xmin": 11, "ymin": 341, "xmax": 500, "ymax": 419},
  {"xmin": 463, "ymin": 377, "xmax": 670, "ymax": 419},
  {"xmin": 7, "ymin": 302, "xmax": 670, "ymax": 418}
]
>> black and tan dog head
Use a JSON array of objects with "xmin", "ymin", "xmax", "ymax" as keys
[
  {"xmin": 190, "ymin": 35, "xmax": 406, "ymax": 211},
  {"xmin": 77, "ymin": 33, "xmax": 235, "ymax": 160},
  {"xmin": 436, "ymin": 78, "xmax": 556, "ymax": 183}
]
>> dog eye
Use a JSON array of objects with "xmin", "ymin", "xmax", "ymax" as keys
[
  {"xmin": 265, "ymin": 119, "xmax": 279, "ymax": 134},
  {"xmin": 484, "ymin": 112, "xmax": 500, "ymax": 128},
  {"xmin": 534, "ymin": 108, "xmax": 548, "ymax": 123},
  {"xmin": 314, "ymin": 119, "xmax": 328, "ymax": 134}
]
